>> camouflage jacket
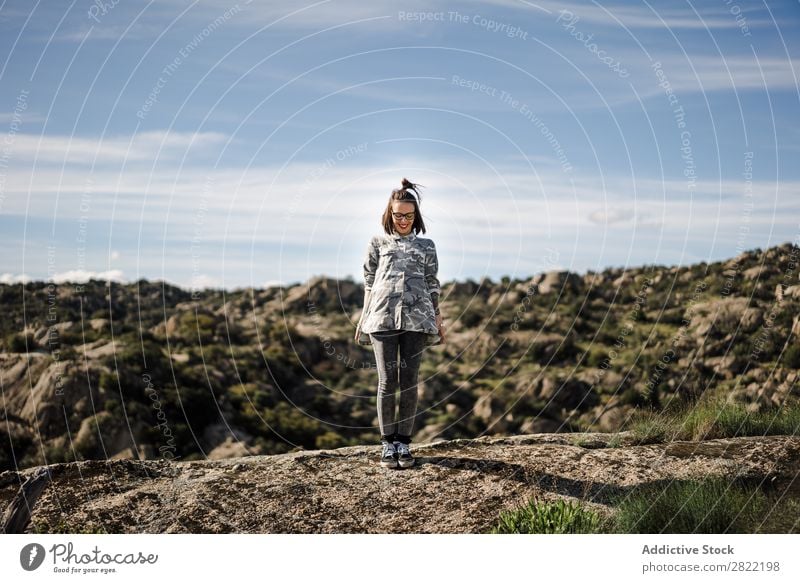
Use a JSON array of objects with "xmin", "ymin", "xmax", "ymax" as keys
[{"xmin": 357, "ymin": 231, "xmax": 441, "ymax": 347}]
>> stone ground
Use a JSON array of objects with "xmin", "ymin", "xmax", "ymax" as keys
[{"xmin": 1, "ymin": 432, "xmax": 798, "ymax": 533}]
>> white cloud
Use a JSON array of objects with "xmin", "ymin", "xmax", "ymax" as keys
[
  {"xmin": 156, "ymin": 0, "xmax": 420, "ymax": 29},
  {"xmin": 53, "ymin": 22, "xmax": 170, "ymax": 43},
  {"xmin": 644, "ymin": 55, "xmax": 800, "ymax": 94},
  {"xmin": 588, "ymin": 208, "xmax": 634, "ymax": 224},
  {"xmin": 0, "ymin": 273, "xmax": 32, "ymax": 284},
  {"xmin": 4, "ymin": 151, "xmax": 800, "ymax": 237},
  {"xmin": 492, "ymin": 0, "xmax": 771, "ymax": 29},
  {"xmin": 0, "ymin": 112, "xmax": 46, "ymax": 124},
  {"xmin": 189, "ymin": 273, "xmax": 222, "ymax": 290},
  {"xmin": 262, "ymin": 279, "xmax": 289, "ymax": 288},
  {"xmin": 6, "ymin": 130, "xmax": 228, "ymax": 165},
  {"xmin": 2, "ymin": 139, "xmax": 798, "ymax": 291},
  {"xmin": 161, "ymin": 0, "xmax": 769, "ymax": 31},
  {"xmin": 49, "ymin": 269, "xmax": 126, "ymax": 284}
]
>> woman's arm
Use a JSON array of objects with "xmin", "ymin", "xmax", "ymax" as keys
[
  {"xmin": 362, "ymin": 237, "xmax": 378, "ymax": 293},
  {"xmin": 356, "ymin": 239, "xmax": 378, "ymax": 338},
  {"xmin": 425, "ymin": 241, "xmax": 445, "ymax": 342},
  {"xmin": 360, "ymin": 289, "xmax": 373, "ymax": 321},
  {"xmin": 430, "ymin": 292, "xmax": 440, "ymax": 315},
  {"xmin": 424, "ymin": 241, "xmax": 441, "ymax": 312}
]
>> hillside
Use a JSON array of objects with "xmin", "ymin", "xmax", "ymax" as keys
[
  {"xmin": 2, "ymin": 432, "xmax": 798, "ymax": 534},
  {"xmin": 1, "ymin": 241, "xmax": 799, "ymax": 472}
]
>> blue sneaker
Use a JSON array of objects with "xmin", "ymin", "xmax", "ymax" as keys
[
  {"xmin": 393, "ymin": 440, "xmax": 415, "ymax": 468},
  {"xmin": 380, "ymin": 441, "xmax": 398, "ymax": 468}
]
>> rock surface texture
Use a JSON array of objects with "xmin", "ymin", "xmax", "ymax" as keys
[{"xmin": 2, "ymin": 432, "xmax": 798, "ymax": 533}]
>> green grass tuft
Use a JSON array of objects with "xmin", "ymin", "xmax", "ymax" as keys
[
  {"xmin": 620, "ymin": 397, "xmax": 800, "ymax": 444},
  {"xmin": 489, "ymin": 497, "xmax": 604, "ymax": 533},
  {"xmin": 610, "ymin": 476, "xmax": 767, "ymax": 533}
]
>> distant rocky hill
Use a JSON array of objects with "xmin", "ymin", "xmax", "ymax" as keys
[
  {"xmin": 1, "ymin": 241, "xmax": 799, "ymax": 473},
  {"xmin": 2, "ymin": 433, "xmax": 798, "ymax": 533}
]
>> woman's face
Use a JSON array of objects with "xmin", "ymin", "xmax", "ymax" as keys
[{"xmin": 391, "ymin": 201, "xmax": 416, "ymax": 235}]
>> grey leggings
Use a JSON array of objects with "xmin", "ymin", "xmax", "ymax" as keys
[{"xmin": 369, "ymin": 330, "xmax": 426, "ymax": 441}]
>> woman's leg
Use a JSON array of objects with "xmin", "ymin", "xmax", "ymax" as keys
[
  {"xmin": 396, "ymin": 330, "xmax": 426, "ymax": 439},
  {"xmin": 369, "ymin": 331, "xmax": 401, "ymax": 440}
]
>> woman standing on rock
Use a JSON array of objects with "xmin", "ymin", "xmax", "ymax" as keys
[{"xmin": 354, "ymin": 178, "xmax": 446, "ymax": 469}]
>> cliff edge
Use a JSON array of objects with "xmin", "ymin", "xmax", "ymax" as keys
[{"xmin": 2, "ymin": 432, "xmax": 798, "ymax": 534}]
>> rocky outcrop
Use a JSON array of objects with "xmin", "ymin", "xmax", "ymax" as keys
[
  {"xmin": 532, "ymin": 271, "xmax": 584, "ymax": 295},
  {"xmin": 2, "ymin": 433, "xmax": 797, "ymax": 534}
]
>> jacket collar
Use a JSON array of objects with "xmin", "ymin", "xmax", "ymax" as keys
[{"xmin": 390, "ymin": 230, "xmax": 416, "ymax": 241}]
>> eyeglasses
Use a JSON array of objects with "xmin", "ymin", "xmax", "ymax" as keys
[{"xmin": 392, "ymin": 212, "xmax": 415, "ymax": 221}]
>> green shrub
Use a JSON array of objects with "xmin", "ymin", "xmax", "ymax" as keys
[
  {"xmin": 263, "ymin": 401, "xmax": 322, "ymax": 448},
  {"xmin": 315, "ymin": 431, "xmax": 347, "ymax": 450},
  {"xmin": 74, "ymin": 413, "xmax": 117, "ymax": 459},
  {"xmin": 610, "ymin": 476, "xmax": 767, "ymax": 533},
  {"xmin": 754, "ymin": 497, "xmax": 800, "ymax": 533},
  {"xmin": 460, "ymin": 308, "xmax": 485, "ymax": 328},
  {"xmin": 489, "ymin": 497, "xmax": 604, "ymax": 533},
  {"xmin": 56, "ymin": 345, "xmax": 78, "ymax": 361},
  {"xmin": 621, "ymin": 398, "xmax": 800, "ymax": 442},
  {"xmin": 584, "ymin": 348, "xmax": 608, "ymax": 368},
  {"xmin": 620, "ymin": 387, "xmax": 648, "ymax": 407},
  {"xmin": 673, "ymin": 398, "xmax": 800, "ymax": 440},
  {"xmin": 657, "ymin": 308, "xmax": 686, "ymax": 325},
  {"xmin": 8, "ymin": 332, "xmax": 35, "ymax": 352},
  {"xmin": 624, "ymin": 409, "xmax": 676, "ymax": 444},
  {"xmin": 782, "ymin": 344, "xmax": 800, "ymax": 368}
]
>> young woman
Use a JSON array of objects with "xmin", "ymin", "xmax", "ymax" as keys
[{"xmin": 354, "ymin": 178, "xmax": 446, "ymax": 469}]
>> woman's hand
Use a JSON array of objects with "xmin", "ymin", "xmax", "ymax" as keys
[
  {"xmin": 436, "ymin": 313, "xmax": 446, "ymax": 344},
  {"xmin": 355, "ymin": 289, "xmax": 372, "ymax": 343}
]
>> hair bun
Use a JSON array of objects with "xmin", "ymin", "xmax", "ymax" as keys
[{"xmin": 399, "ymin": 178, "xmax": 423, "ymax": 203}]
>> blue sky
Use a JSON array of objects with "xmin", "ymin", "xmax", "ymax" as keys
[{"xmin": 0, "ymin": 0, "xmax": 799, "ymax": 291}]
